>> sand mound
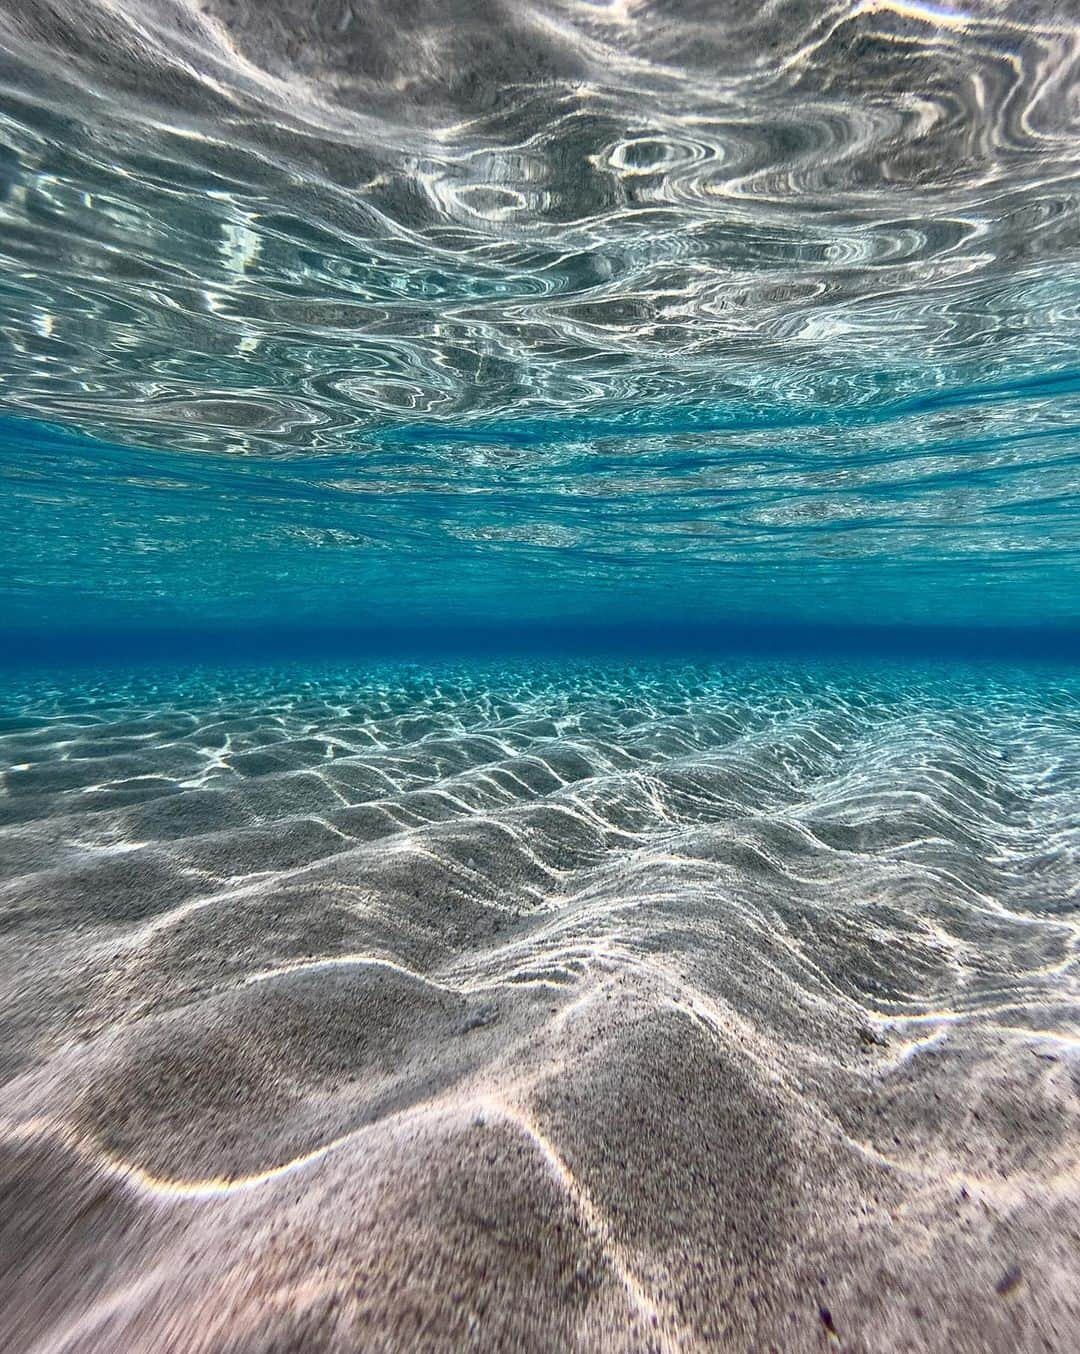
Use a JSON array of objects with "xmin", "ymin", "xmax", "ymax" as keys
[{"xmin": 1, "ymin": 659, "xmax": 1077, "ymax": 1350}]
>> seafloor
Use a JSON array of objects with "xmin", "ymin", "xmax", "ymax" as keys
[{"xmin": 1, "ymin": 658, "xmax": 1077, "ymax": 1351}]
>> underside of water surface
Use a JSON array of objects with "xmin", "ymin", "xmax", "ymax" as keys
[
  {"xmin": 0, "ymin": 0, "xmax": 1077, "ymax": 650},
  {"xmin": 1, "ymin": 2, "xmax": 1079, "ymax": 1352}
]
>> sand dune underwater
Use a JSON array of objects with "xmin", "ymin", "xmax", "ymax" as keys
[{"xmin": 1, "ymin": 660, "xmax": 1077, "ymax": 1350}]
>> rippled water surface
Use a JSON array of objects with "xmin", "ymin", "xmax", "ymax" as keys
[{"xmin": 0, "ymin": 0, "xmax": 1078, "ymax": 633}]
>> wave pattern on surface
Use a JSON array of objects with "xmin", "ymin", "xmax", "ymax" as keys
[
  {"xmin": 1, "ymin": 659, "xmax": 1078, "ymax": 1350},
  {"xmin": 0, "ymin": 3, "xmax": 1078, "ymax": 632},
  {"xmin": 0, "ymin": 0, "xmax": 1077, "ymax": 447}
]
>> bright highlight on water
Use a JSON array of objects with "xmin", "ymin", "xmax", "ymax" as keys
[{"xmin": 0, "ymin": 1, "xmax": 1077, "ymax": 1350}]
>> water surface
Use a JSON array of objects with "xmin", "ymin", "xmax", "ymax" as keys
[{"xmin": 0, "ymin": 0, "xmax": 1077, "ymax": 638}]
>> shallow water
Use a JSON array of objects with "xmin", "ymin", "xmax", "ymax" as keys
[
  {"xmin": 1, "ymin": 1, "xmax": 1079, "ymax": 1349},
  {"xmin": 0, "ymin": 0, "xmax": 1078, "ymax": 636}
]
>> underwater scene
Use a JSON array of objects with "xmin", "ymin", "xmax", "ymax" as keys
[{"xmin": 0, "ymin": 1, "xmax": 1078, "ymax": 1351}]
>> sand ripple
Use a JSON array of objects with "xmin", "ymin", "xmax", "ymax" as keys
[{"xmin": 1, "ymin": 658, "xmax": 1078, "ymax": 1350}]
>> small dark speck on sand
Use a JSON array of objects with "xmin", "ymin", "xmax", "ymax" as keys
[
  {"xmin": 995, "ymin": 1266, "xmax": 1024, "ymax": 1298},
  {"xmin": 818, "ymin": 1305, "xmax": 838, "ymax": 1336}
]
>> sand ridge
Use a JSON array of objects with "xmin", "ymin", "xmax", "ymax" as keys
[{"xmin": 0, "ymin": 658, "xmax": 1078, "ymax": 1351}]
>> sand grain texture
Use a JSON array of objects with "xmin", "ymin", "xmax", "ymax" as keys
[{"xmin": 1, "ymin": 660, "xmax": 1078, "ymax": 1351}]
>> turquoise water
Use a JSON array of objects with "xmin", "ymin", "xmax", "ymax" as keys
[
  {"xmin": 3, "ymin": 370, "xmax": 1080, "ymax": 654},
  {"xmin": 1, "ymin": 4, "xmax": 1080, "ymax": 1349},
  {"xmin": 0, "ymin": 0, "xmax": 1077, "ymax": 657}
]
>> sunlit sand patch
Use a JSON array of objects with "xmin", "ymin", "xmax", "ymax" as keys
[{"xmin": 1, "ymin": 659, "xmax": 1077, "ymax": 1349}]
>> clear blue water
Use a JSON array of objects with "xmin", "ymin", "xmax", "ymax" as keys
[
  {"xmin": 1, "ymin": 4, "xmax": 1079, "ymax": 1348},
  {"xmin": 3, "ymin": 369, "xmax": 1080, "ymax": 658},
  {"xmin": 0, "ymin": 0, "xmax": 1077, "ymax": 661}
]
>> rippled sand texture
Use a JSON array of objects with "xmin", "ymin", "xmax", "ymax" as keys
[{"xmin": 0, "ymin": 660, "xmax": 1077, "ymax": 1351}]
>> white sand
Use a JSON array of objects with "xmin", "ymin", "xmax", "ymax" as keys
[{"xmin": 0, "ymin": 661, "xmax": 1077, "ymax": 1350}]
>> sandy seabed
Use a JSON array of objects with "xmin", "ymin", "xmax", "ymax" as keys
[{"xmin": 0, "ymin": 659, "xmax": 1077, "ymax": 1352}]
